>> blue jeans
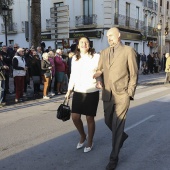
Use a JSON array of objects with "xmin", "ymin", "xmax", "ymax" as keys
[{"xmin": 0, "ymin": 80, "xmax": 5, "ymax": 103}]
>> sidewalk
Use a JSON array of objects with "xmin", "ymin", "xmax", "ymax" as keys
[
  {"xmin": 138, "ymin": 71, "xmax": 166, "ymax": 85},
  {"xmin": 4, "ymin": 72, "xmax": 166, "ymax": 106},
  {"xmin": 5, "ymin": 78, "xmax": 63, "ymax": 106}
]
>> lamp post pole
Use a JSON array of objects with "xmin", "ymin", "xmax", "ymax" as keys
[
  {"xmin": 157, "ymin": 23, "xmax": 162, "ymax": 70},
  {"xmin": 28, "ymin": 0, "xmax": 32, "ymax": 48},
  {"xmin": 4, "ymin": 15, "xmax": 7, "ymax": 46},
  {"xmin": 2, "ymin": 6, "xmax": 9, "ymax": 46}
]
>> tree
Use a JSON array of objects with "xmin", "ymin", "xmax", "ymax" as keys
[
  {"xmin": 31, "ymin": 0, "xmax": 41, "ymax": 49},
  {"xmin": 0, "ymin": 0, "xmax": 13, "ymax": 14}
]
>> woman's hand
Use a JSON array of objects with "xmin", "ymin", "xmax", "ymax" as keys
[
  {"xmin": 96, "ymin": 81, "xmax": 103, "ymax": 89},
  {"xmin": 93, "ymin": 71, "xmax": 102, "ymax": 79}
]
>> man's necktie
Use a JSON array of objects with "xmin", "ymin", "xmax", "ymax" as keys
[{"xmin": 109, "ymin": 47, "xmax": 114, "ymax": 64}]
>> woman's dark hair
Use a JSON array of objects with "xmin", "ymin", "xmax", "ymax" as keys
[{"xmin": 75, "ymin": 36, "xmax": 95, "ymax": 60}]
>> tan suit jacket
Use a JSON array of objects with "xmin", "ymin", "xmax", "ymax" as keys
[{"xmin": 97, "ymin": 43, "xmax": 138, "ymax": 102}]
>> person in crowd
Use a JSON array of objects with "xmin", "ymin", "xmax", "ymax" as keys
[
  {"xmin": 141, "ymin": 52, "xmax": 147, "ymax": 70},
  {"xmin": 37, "ymin": 46, "xmax": 42, "ymax": 60},
  {"xmin": 13, "ymin": 48, "xmax": 27, "ymax": 102},
  {"xmin": 45, "ymin": 46, "xmax": 52, "ymax": 53},
  {"xmin": 0, "ymin": 54, "xmax": 9, "ymax": 107},
  {"xmin": 24, "ymin": 48, "xmax": 34, "ymax": 90},
  {"xmin": 30, "ymin": 51, "xmax": 42, "ymax": 97},
  {"xmin": 136, "ymin": 52, "xmax": 140, "ymax": 70},
  {"xmin": 68, "ymin": 43, "xmax": 77, "ymax": 79},
  {"xmin": 0, "ymin": 45, "xmax": 12, "ymax": 94},
  {"xmin": 11, "ymin": 44, "xmax": 19, "ymax": 58},
  {"xmin": 65, "ymin": 36, "xmax": 100, "ymax": 153},
  {"xmin": 48, "ymin": 51, "xmax": 55, "ymax": 96},
  {"xmin": 93, "ymin": 27, "xmax": 138, "ymax": 170},
  {"xmin": 54, "ymin": 49, "xmax": 66, "ymax": 94},
  {"xmin": 147, "ymin": 53, "xmax": 154, "ymax": 74},
  {"xmin": 41, "ymin": 52, "xmax": 52, "ymax": 99},
  {"xmin": 153, "ymin": 52, "xmax": 160, "ymax": 73},
  {"xmin": 165, "ymin": 53, "xmax": 170, "ymax": 84},
  {"xmin": 61, "ymin": 52, "xmax": 69, "ymax": 93}
]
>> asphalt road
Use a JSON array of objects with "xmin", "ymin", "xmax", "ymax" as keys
[{"xmin": 0, "ymin": 72, "xmax": 170, "ymax": 170}]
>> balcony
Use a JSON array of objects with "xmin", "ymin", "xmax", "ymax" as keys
[
  {"xmin": 1, "ymin": 22, "xmax": 17, "ymax": 34},
  {"xmin": 75, "ymin": 14, "xmax": 97, "ymax": 28},
  {"xmin": 114, "ymin": 13, "xmax": 144, "ymax": 31},
  {"xmin": 142, "ymin": 26, "xmax": 158, "ymax": 37},
  {"xmin": 143, "ymin": 0, "xmax": 158, "ymax": 11}
]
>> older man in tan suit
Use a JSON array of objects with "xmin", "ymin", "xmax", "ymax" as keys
[{"xmin": 94, "ymin": 27, "xmax": 138, "ymax": 170}]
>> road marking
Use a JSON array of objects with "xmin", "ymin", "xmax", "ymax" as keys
[
  {"xmin": 125, "ymin": 115, "xmax": 155, "ymax": 132},
  {"xmin": 155, "ymin": 94, "xmax": 170, "ymax": 102},
  {"xmin": 136, "ymin": 85, "xmax": 147, "ymax": 90},
  {"xmin": 134, "ymin": 87, "xmax": 168, "ymax": 99}
]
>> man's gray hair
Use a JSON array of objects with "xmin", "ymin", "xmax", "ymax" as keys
[{"xmin": 17, "ymin": 48, "xmax": 24, "ymax": 53}]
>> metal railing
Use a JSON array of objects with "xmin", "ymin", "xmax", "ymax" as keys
[
  {"xmin": 75, "ymin": 14, "xmax": 97, "ymax": 27},
  {"xmin": 142, "ymin": 26, "xmax": 158, "ymax": 37},
  {"xmin": 1, "ymin": 22, "xmax": 17, "ymax": 33},
  {"xmin": 143, "ymin": 0, "xmax": 158, "ymax": 11},
  {"xmin": 114, "ymin": 13, "xmax": 144, "ymax": 31}
]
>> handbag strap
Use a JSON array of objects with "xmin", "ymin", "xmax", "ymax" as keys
[{"xmin": 63, "ymin": 98, "xmax": 69, "ymax": 105}]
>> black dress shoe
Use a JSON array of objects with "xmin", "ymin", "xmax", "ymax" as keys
[
  {"xmin": 106, "ymin": 160, "xmax": 118, "ymax": 170},
  {"xmin": 120, "ymin": 132, "xmax": 128, "ymax": 148}
]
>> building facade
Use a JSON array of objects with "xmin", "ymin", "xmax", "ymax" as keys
[{"xmin": 0, "ymin": 0, "xmax": 170, "ymax": 56}]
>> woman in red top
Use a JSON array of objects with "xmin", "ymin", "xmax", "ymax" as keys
[{"xmin": 54, "ymin": 49, "xmax": 65, "ymax": 94}]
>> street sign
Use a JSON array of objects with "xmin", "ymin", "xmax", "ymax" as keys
[{"xmin": 50, "ymin": 5, "xmax": 69, "ymax": 39}]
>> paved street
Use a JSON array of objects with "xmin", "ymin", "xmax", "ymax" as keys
[{"xmin": 0, "ymin": 72, "xmax": 170, "ymax": 170}]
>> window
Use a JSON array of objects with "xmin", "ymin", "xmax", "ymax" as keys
[
  {"xmin": 167, "ymin": 1, "xmax": 169, "ymax": 15},
  {"xmin": 54, "ymin": 2, "xmax": 64, "ymax": 7},
  {"xmin": 115, "ymin": 0, "xmax": 119, "ymax": 14},
  {"xmin": 160, "ymin": 0, "xmax": 162, "ymax": 6},
  {"xmin": 114, "ymin": 0, "xmax": 119, "ymax": 24},
  {"xmin": 83, "ymin": 0, "xmax": 93, "ymax": 24},
  {"xmin": 125, "ymin": 42, "xmax": 131, "ymax": 46},
  {"xmin": 134, "ymin": 43, "xmax": 138, "ymax": 52},
  {"xmin": 126, "ymin": 3, "xmax": 130, "ymax": 27},
  {"xmin": 136, "ymin": 7, "xmax": 139, "ymax": 29},
  {"xmin": 9, "ymin": 40, "xmax": 14, "ymax": 46},
  {"xmin": 83, "ymin": 0, "xmax": 93, "ymax": 16}
]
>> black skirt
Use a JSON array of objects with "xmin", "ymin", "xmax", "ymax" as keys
[{"xmin": 72, "ymin": 91, "xmax": 99, "ymax": 116}]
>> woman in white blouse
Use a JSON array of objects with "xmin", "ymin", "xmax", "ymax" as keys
[{"xmin": 65, "ymin": 36, "xmax": 100, "ymax": 153}]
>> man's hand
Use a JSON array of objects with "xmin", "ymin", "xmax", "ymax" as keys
[
  {"xmin": 3, "ymin": 65, "xmax": 9, "ymax": 70},
  {"xmin": 96, "ymin": 81, "xmax": 103, "ymax": 89},
  {"xmin": 93, "ymin": 71, "xmax": 102, "ymax": 79}
]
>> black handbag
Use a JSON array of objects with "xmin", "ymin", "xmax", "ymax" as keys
[{"xmin": 57, "ymin": 98, "xmax": 71, "ymax": 121}]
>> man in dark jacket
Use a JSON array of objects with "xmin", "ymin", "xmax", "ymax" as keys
[
  {"xmin": 0, "ymin": 45, "xmax": 12, "ymax": 94},
  {"xmin": 0, "ymin": 54, "xmax": 9, "ymax": 107}
]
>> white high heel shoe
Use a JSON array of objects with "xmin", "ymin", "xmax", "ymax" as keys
[
  {"xmin": 76, "ymin": 135, "xmax": 88, "ymax": 149},
  {"xmin": 84, "ymin": 143, "xmax": 93, "ymax": 153}
]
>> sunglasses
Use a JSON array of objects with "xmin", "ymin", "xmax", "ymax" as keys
[{"xmin": 14, "ymin": 47, "xmax": 18, "ymax": 48}]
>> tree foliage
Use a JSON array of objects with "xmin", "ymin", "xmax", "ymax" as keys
[{"xmin": 0, "ymin": 0, "xmax": 13, "ymax": 14}]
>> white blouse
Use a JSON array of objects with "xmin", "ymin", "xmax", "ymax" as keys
[{"xmin": 68, "ymin": 53, "xmax": 100, "ymax": 93}]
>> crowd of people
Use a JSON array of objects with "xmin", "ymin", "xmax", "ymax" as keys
[
  {"xmin": 136, "ymin": 52, "xmax": 166, "ymax": 75},
  {"xmin": 0, "ymin": 43, "xmax": 77, "ymax": 107}
]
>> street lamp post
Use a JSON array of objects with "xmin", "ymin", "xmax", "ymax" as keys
[
  {"xmin": 157, "ymin": 23, "xmax": 163, "ymax": 70},
  {"xmin": 2, "ymin": 6, "xmax": 9, "ymax": 46}
]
